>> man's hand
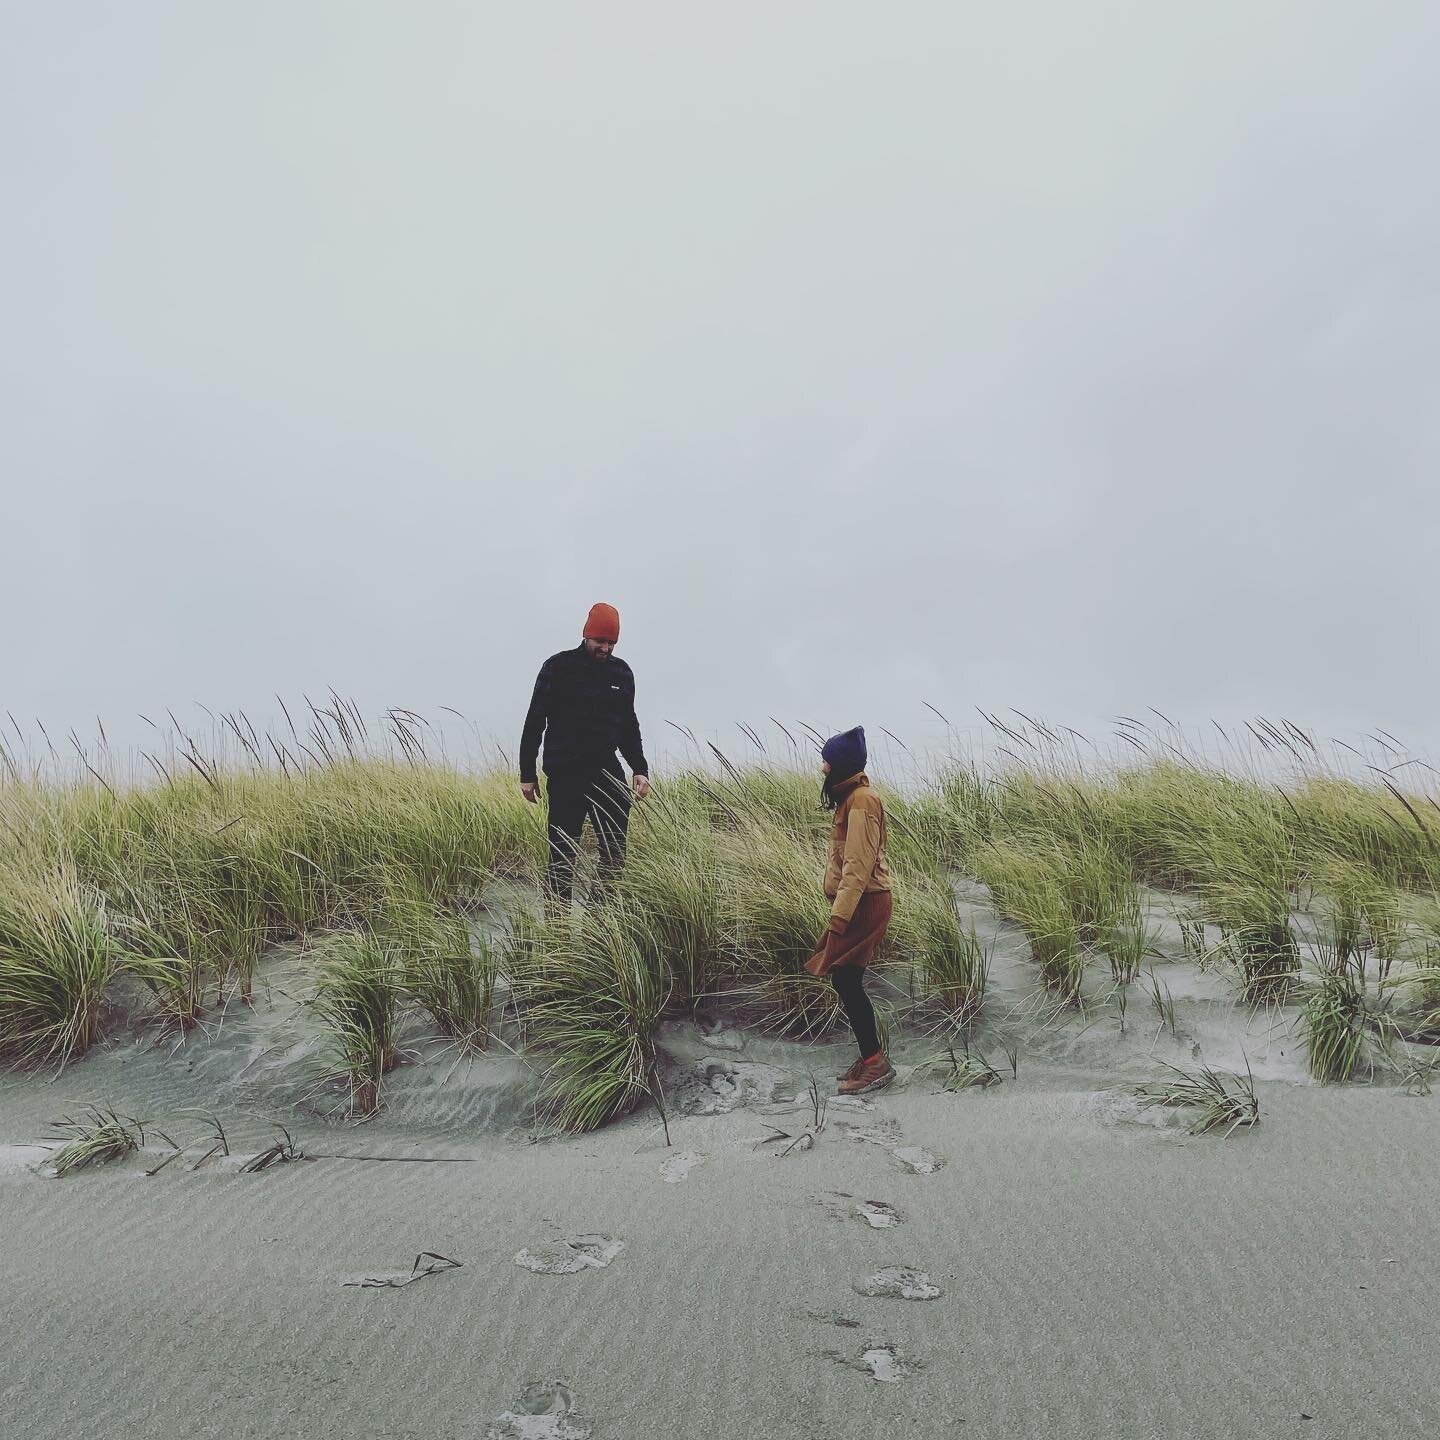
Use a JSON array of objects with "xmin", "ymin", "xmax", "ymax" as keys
[
  {"xmin": 633, "ymin": 774, "xmax": 651, "ymax": 800},
  {"xmin": 521, "ymin": 782, "xmax": 541, "ymax": 805}
]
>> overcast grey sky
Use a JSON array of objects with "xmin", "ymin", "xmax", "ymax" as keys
[{"xmin": 2, "ymin": 2, "xmax": 1437, "ymax": 770}]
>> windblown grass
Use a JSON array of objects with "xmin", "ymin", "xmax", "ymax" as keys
[
  {"xmin": 1099, "ymin": 889, "xmax": 1155, "ymax": 985},
  {"xmin": 508, "ymin": 900, "xmax": 670, "ymax": 1133},
  {"xmin": 0, "ymin": 866, "xmax": 117, "ymax": 1067},
  {"xmin": 618, "ymin": 785, "xmax": 725, "ymax": 1009},
  {"xmin": 919, "ymin": 1042, "xmax": 1004, "ymax": 1090},
  {"xmin": 44, "ymin": 1103, "xmax": 149, "ymax": 1175},
  {"xmin": 1301, "ymin": 959, "xmax": 1373, "ymax": 1082},
  {"xmin": 377, "ymin": 889, "xmax": 497, "ymax": 1053},
  {"xmin": 718, "ymin": 820, "xmax": 838, "ymax": 1036},
  {"xmin": 310, "ymin": 929, "xmax": 404, "ymax": 1117},
  {"xmin": 891, "ymin": 878, "xmax": 988, "ymax": 1026},
  {"xmin": 1130, "ymin": 1061, "xmax": 1260, "ymax": 1136},
  {"xmin": 1309, "ymin": 854, "xmax": 1405, "ymax": 976},
  {"xmin": 7, "ymin": 703, "xmax": 1440, "ymax": 1136},
  {"xmin": 975, "ymin": 839, "xmax": 1086, "ymax": 1001}
]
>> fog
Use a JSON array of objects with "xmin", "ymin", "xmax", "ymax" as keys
[{"xmin": 3, "ymin": 2, "xmax": 1436, "ymax": 772}]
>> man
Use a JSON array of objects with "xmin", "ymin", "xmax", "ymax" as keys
[{"xmin": 519, "ymin": 602, "xmax": 651, "ymax": 904}]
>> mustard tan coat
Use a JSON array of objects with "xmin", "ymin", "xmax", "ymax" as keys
[{"xmin": 805, "ymin": 774, "xmax": 893, "ymax": 976}]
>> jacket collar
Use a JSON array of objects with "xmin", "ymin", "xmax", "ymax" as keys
[{"xmin": 829, "ymin": 772, "xmax": 868, "ymax": 801}]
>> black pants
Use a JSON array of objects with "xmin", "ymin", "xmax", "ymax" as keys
[
  {"xmin": 830, "ymin": 965, "xmax": 880, "ymax": 1058},
  {"xmin": 545, "ymin": 769, "xmax": 632, "ymax": 902}
]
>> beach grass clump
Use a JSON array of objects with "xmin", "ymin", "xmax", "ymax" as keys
[
  {"xmin": 987, "ymin": 771, "xmax": 1135, "ymax": 935},
  {"xmin": 920, "ymin": 1042, "xmax": 1004, "ymax": 1090},
  {"xmin": 108, "ymin": 868, "xmax": 223, "ymax": 1033},
  {"xmin": 931, "ymin": 758, "xmax": 995, "ymax": 862},
  {"xmin": 1290, "ymin": 775, "xmax": 1438, "ymax": 891},
  {"xmin": 0, "ymin": 866, "xmax": 118, "ymax": 1068},
  {"xmin": 719, "ymin": 760, "xmax": 829, "ymax": 841},
  {"xmin": 886, "ymin": 761, "xmax": 990, "ymax": 875},
  {"xmin": 975, "ymin": 839, "xmax": 1086, "ymax": 1002},
  {"xmin": 508, "ymin": 899, "xmax": 671, "ymax": 1133},
  {"xmin": 719, "ymin": 821, "xmax": 839, "ymax": 1035},
  {"xmin": 1196, "ymin": 862, "xmax": 1299, "ymax": 1001},
  {"xmin": 310, "ymin": 928, "xmax": 405, "ymax": 1117},
  {"xmin": 1308, "ymin": 853, "xmax": 1405, "ymax": 976},
  {"xmin": 1148, "ymin": 782, "xmax": 1301, "ymax": 1002},
  {"xmin": 1130, "ymin": 1061, "xmax": 1260, "ymax": 1136},
  {"xmin": 1098, "ymin": 887, "xmax": 1156, "ymax": 985},
  {"xmin": 377, "ymin": 892, "xmax": 497, "ymax": 1053},
  {"xmin": 1063, "ymin": 840, "xmax": 1136, "ymax": 946},
  {"xmin": 1379, "ymin": 924, "xmax": 1440, "ymax": 1040},
  {"xmin": 892, "ymin": 878, "xmax": 988, "ymax": 1025},
  {"xmin": 619, "ymin": 787, "xmax": 725, "ymax": 1009},
  {"xmin": 1300, "ymin": 960, "xmax": 1373, "ymax": 1082},
  {"xmin": 1107, "ymin": 763, "xmax": 1271, "ymax": 889},
  {"xmin": 44, "ymin": 1103, "xmax": 148, "ymax": 1175},
  {"xmin": 1215, "ymin": 906, "xmax": 1301, "ymax": 1002}
]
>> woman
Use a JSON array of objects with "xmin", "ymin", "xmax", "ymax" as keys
[{"xmin": 804, "ymin": 726, "xmax": 895, "ymax": 1094}]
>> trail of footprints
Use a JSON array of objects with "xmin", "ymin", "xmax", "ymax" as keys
[
  {"xmin": 14, "ymin": 1070, "xmax": 946, "ymax": 1426},
  {"xmin": 804, "ymin": 1091, "xmax": 947, "ymax": 1385}
]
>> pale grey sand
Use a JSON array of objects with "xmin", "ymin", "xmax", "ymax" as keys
[
  {"xmin": 3, "ymin": 911, "xmax": 1439, "ymax": 1439},
  {"xmin": 4, "ymin": 1062, "xmax": 1439, "ymax": 1439}
]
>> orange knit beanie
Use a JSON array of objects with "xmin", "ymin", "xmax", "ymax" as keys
[{"xmin": 583, "ymin": 603, "xmax": 620, "ymax": 644}]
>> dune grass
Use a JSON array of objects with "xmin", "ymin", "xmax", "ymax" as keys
[
  {"xmin": 310, "ymin": 928, "xmax": 405, "ymax": 1117},
  {"xmin": 1301, "ymin": 959, "xmax": 1373, "ymax": 1082},
  {"xmin": 0, "ymin": 865, "xmax": 118, "ymax": 1067},
  {"xmin": 891, "ymin": 877, "xmax": 989, "ymax": 1026},
  {"xmin": 717, "ymin": 819, "xmax": 839, "ymax": 1036},
  {"xmin": 6, "ymin": 706, "xmax": 1440, "ymax": 1125},
  {"xmin": 43, "ymin": 1103, "xmax": 150, "ymax": 1175},
  {"xmin": 376, "ymin": 886, "xmax": 498, "ymax": 1053},
  {"xmin": 975, "ymin": 839, "xmax": 1087, "ymax": 1001},
  {"xmin": 508, "ymin": 899, "xmax": 671, "ymax": 1133},
  {"xmin": 920, "ymin": 1041, "xmax": 1005, "ymax": 1090},
  {"xmin": 1131, "ymin": 1061, "xmax": 1260, "ymax": 1136}
]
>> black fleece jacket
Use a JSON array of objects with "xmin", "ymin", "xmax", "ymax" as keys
[{"xmin": 519, "ymin": 644, "xmax": 649, "ymax": 785}]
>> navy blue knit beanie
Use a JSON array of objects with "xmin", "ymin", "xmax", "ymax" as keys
[{"xmin": 821, "ymin": 726, "xmax": 867, "ymax": 785}]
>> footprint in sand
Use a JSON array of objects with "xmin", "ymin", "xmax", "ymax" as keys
[
  {"xmin": 888, "ymin": 1145, "xmax": 945, "ymax": 1175},
  {"xmin": 819, "ymin": 1338, "xmax": 917, "ymax": 1383},
  {"xmin": 513, "ymin": 1235, "xmax": 625, "ymax": 1275},
  {"xmin": 858, "ymin": 1342, "xmax": 913, "ymax": 1383},
  {"xmin": 659, "ymin": 1151, "xmax": 704, "ymax": 1184},
  {"xmin": 673, "ymin": 1059, "xmax": 789, "ymax": 1116},
  {"xmin": 853, "ymin": 1266, "xmax": 943, "ymax": 1301},
  {"xmin": 856, "ymin": 1200, "xmax": 903, "ymax": 1229},
  {"xmin": 841, "ymin": 1119, "xmax": 904, "ymax": 1148},
  {"xmin": 485, "ymin": 1381, "xmax": 591, "ymax": 1440},
  {"xmin": 840, "ymin": 1121, "xmax": 946, "ymax": 1176}
]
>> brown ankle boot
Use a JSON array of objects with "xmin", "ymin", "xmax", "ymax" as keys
[{"xmin": 838, "ymin": 1051, "xmax": 896, "ymax": 1096}]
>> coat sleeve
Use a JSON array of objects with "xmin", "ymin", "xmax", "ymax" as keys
[
  {"xmin": 829, "ymin": 798, "xmax": 883, "ymax": 932},
  {"xmin": 518, "ymin": 662, "xmax": 551, "ymax": 784},
  {"xmin": 618, "ymin": 671, "xmax": 648, "ymax": 778}
]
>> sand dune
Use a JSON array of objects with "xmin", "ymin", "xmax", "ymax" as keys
[{"xmin": 4, "ymin": 986, "xmax": 1439, "ymax": 1440}]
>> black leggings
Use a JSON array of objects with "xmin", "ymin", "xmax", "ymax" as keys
[{"xmin": 830, "ymin": 965, "xmax": 880, "ymax": 1058}]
